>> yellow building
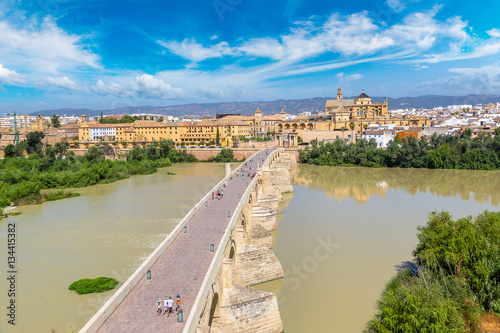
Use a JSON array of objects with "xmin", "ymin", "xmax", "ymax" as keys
[{"xmin": 78, "ymin": 118, "xmax": 250, "ymax": 146}]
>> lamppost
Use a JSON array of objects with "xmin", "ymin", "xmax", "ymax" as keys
[{"xmin": 4, "ymin": 111, "xmax": 18, "ymax": 144}]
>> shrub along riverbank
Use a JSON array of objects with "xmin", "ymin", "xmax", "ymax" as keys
[
  {"xmin": 0, "ymin": 138, "xmax": 197, "ymax": 210},
  {"xmin": 299, "ymin": 128, "xmax": 500, "ymax": 170},
  {"xmin": 367, "ymin": 210, "xmax": 500, "ymax": 333}
]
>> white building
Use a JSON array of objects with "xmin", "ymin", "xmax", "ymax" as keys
[
  {"xmin": 447, "ymin": 104, "xmax": 472, "ymax": 112},
  {"xmin": 89, "ymin": 126, "xmax": 116, "ymax": 141},
  {"xmin": 0, "ymin": 115, "xmax": 40, "ymax": 128},
  {"xmin": 363, "ymin": 130, "xmax": 395, "ymax": 148}
]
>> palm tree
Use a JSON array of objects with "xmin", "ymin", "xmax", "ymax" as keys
[{"xmin": 349, "ymin": 122, "xmax": 355, "ymax": 143}]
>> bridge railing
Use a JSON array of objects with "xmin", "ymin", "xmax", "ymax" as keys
[
  {"xmin": 79, "ymin": 149, "xmax": 265, "ymax": 333},
  {"xmin": 182, "ymin": 148, "xmax": 282, "ymax": 333}
]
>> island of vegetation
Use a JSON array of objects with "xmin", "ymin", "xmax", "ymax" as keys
[
  {"xmin": 299, "ymin": 128, "xmax": 500, "ymax": 170},
  {"xmin": 367, "ymin": 210, "xmax": 500, "ymax": 333},
  {"xmin": 69, "ymin": 277, "xmax": 119, "ymax": 295}
]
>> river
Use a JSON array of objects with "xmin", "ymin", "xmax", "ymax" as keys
[
  {"xmin": 1, "ymin": 163, "xmax": 499, "ymax": 333},
  {"xmin": 255, "ymin": 165, "xmax": 500, "ymax": 333},
  {"xmin": 0, "ymin": 163, "xmax": 227, "ymax": 333}
]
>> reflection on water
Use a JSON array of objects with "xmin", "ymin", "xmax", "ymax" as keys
[
  {"xmin": 0, "ymin": 163, "xmax": 226, "ymax": 333},
  {"xmin": 256, "ymin": 165, "xmax": 500, "ymax": 333},
  {"xmin": 294, "ymin": 165, "xmax": 500, "ymax": 206}
]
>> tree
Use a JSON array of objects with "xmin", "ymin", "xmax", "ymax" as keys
[
  {"xmin": 231, "ymin": 136, "xmax": 239, "ymax": 148},
  {"xmin": 146, "ymin": 143, "xmax": 160, "ymax": 161},
  {"xmin": 25, "ymin": 131, "xmax": 45, "ymax": 155},
  {"xmin": 158, "ymin": 116, "xmax": 164, "ymax": 122},
  {"xmin": 4, "ymin": 144, "xmax": 16, "ymax": 158},
  {"xmin": 349, "ymin": 122, "xmax": 356, "ymax": 143},
  {"xmin": 51, "ymin": 114, "xmax": 61, "ymax": 128},
  {"xmin": 84, "ymin": 146, "xmax": 105, "ymax": 165},
  {"xmin": 216, "ymin": 126, "xmax": 220, "ymax": 145},
  {"xmin": 53, "ymin": 141, "xmax": 70, "ymax": 157}
]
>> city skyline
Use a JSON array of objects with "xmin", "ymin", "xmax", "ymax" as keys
[{"xmin": 0, "ymin": 0, "xmax": 499, "ymax": 113}]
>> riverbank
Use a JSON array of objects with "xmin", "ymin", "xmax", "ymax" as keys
[{"xmin": 0, "ymin": 144, "xmax": 198, "ymax": 211}]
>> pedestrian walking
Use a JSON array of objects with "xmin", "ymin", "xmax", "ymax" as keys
[
  {"xmin": 166, "ymin": 296, "xmax": 173, "ymax": 317},
  {"xmin": 157, "ymin": 299, "xmax": 162, "ymax": 315},
  {"xmin": 164, "ymin": 296, "xmax": 169, "ymax": 315},
  {"xmin": 176, "ymin": 295, "xmax": 183, "ymax": 314}
]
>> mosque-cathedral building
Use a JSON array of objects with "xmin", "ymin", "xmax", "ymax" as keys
[{"xmin": 274, "ymin": 87, "xmax": 430, "ymax": 146}]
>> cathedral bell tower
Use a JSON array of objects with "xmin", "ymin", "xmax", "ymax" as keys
[{"xmin": 336, "ymin": 86, "xmax": 343, "ymax": 100}]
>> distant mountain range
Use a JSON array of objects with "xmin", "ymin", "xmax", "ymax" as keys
[{"xmin": 30, "ymin": 94, "xmax": 500, "ymax": 117}]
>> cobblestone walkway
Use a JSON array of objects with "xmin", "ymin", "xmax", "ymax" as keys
[{"xmin": 96, "ymin": 149, "xmax": 274, "ymax": 333}]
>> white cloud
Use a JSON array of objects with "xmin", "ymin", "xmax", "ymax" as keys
[
  {"xmin": 45, "ymin": 76, "xmax": 82, "ymax": 91},
  {"xmin": 160, "ymin": 6, "xmax": 479, "ymax": 71},
  {"xmin": 157, "ymin": 38, "xmax": 234, "ymax": 63},
  {"xmin": 134, "ymin": 74, "xmax": 190, "ymax": 99},
  {"xmin": 92, "ymin": 79, "xmax": 134, "ymax": 98},
  {"xmin": 386, "ymin": 0, "xmax": 421, "ymax": 12},
  {"xmin": 91, "ymin": 75, "xmax": 190, "ymax": 100},
  {"xmin": 412, "ymin": 64, "xmax": 429, "ymax": 70},
  {"xmin": 0, "ymin": 16, "xmax": 99, "ymax": 74},
  {"xmin": 419, "ymin": 65, "xmax": 500, "ymax": 95},
  {"xmin": 487, "ymin": 28, "xmax": 500, "ymax": 38},
  {"xmin": 336, "ymin": 72, "xmax": 364, "ymax": 82},
  {"xmin": 0, "ymin": 63, "xmax": 24, "ymax": 84}
]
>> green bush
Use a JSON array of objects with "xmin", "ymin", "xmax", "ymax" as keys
[
  {"xmin": 69, "ymin": 277, "xmax": 118, "ymax": 295},
  {"xmin": 207, "ymin": 148, "xmax": 236, "ymax": 162},
  {"xmin": 414, "ymin": 211, "xmax": 500, "ymax": 314},
  {"xmin": 368, "ymin": 210, "xmax": 500, "ymax": 332},
  {"xmin": 366, "ymin": 269, "xmax": 476, "ymax": 333}
]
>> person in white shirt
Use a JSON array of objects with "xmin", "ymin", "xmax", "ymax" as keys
[{"xmin": 165, "ymin": 296, "xmax": 174, "ymax": 317}]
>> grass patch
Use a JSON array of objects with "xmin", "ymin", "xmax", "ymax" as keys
[
  {"xmin": 69, "ymin": 277, "xmax": 118, "ymax": 295},
  {"xmin": 44, "ymin": 190, "xmax": 81, "ymax": 202}
]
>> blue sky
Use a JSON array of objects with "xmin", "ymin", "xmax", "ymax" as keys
[{"xmin": 0, "ymin": 0, "xmax": 499, "ymax": 113}]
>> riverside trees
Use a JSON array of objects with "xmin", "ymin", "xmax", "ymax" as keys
[
  {"xmin": 299, "ymin": 128, "xmax": 500, "ymax": 170},
  {"xmin": 0, "ymin": 139, "xmax": 197, "ymax": 209},
  {"xmin": 367, "ymin": 211, "xmax": 500, "ymax": 332}
]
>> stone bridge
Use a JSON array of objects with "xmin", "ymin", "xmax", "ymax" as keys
[{"xmin": 80, "ymin": 148, "xmax": 296, "ymax": 333}]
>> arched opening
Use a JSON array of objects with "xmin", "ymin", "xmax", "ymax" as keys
[
  {"xmin": 300, "ymin": 123, "xmax": 305, "ymax": 130},
  {"xmin": 292, "ymin": 123, "xmax": 298, "ymax": 130},
  {"xmin": 241, "ymin": 214, "xmax": 247, "ymax": 233},
  {"xmin": 229, "ymin": 245, "xmax": 237, "ymax": 285},
  {"xmin": 308, "ymin": 123, "xmax": 314, "ymax": 130},
  {"xmin": 285, "ymin": 123, "xmax": 290, "ymax": 130},
  {"xmin": 278, "ymin": 124, "xmax": 283, "ymax": 132},
  {"xmin": 208, "ymin": 293, "xmax": 220, "ymax": 328}
]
